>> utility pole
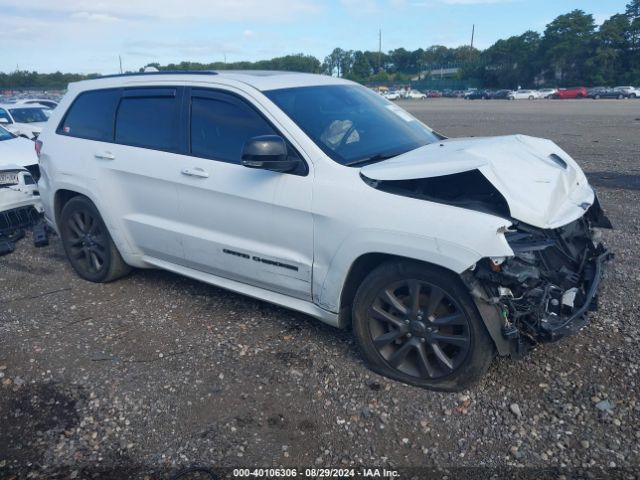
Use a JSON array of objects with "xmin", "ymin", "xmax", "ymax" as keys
[
  {"xmin": 378, "ymin": 29, "xmax": 382, "ymax": 72},
  {"xmin": 470, "ymin": 24, "xmax": 475, "ymax": 51},
  {"xmin": 119, "ymin": 55, "xmax": 123, "ymax": 74}
]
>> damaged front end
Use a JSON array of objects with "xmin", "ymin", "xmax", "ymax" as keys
[{"xmin": 464, "ymin": 198, "xmax": 613, "ymax": 354}]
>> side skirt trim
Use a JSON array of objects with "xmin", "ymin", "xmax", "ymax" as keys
[{"xmin": 142, "ymin": 255, "xmax": 340, "ymax": 327}]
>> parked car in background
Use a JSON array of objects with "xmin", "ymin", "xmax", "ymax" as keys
[
  {"xmin": 0, "ymin": 125, "xmax": 40, "ymax": 180},
  {"xmin": 37, "ymin": 71, "xmax": 614, "ymax": 390},
  {"xmin": 15, "ymin": 98, "xmax": 59, "ymax": 109},
  {"xmin": 0, "ymin": 104, "xmax": 50, "ymax": 139},
  {"xmin": 465, "ymin": 90, "xmax": 490, "ymax": 100},
  {"xmin": 511, "ymin": 89, "xmax": 541, "ymax": 100},
  {"xmin": 538, "ymin": 88, "xmax": 558, "ymax": 99},
  {"xmin": 489, "ymin": 90, "xmax": 515, "ymax": 100},
  {"xmin": 588, "ymin": 87, "xmax": 628, "ymax": 99},
  {"xmin": 404, "ymin": 90, "xmax": 427, "ymax": 100},
  {"xmin": 446, "ymin": 90, "xmax": 465, "ymax": 98},
  {"xmin": 384, "ymin": 91, "xmax": 402, "ymax": 101},
  {"xmin": 613, "ymin": 86, "xmax": 640, "ymax": 98},
  {"xmin": 553, "ymin": 87, "xmax": 587, "ymax": 99},
  {"xmin": 0, "ymin": 164, "xmax": 41, "ymax": 221},
  {"xmin": 426, "ymin": 90, "xmax": 442, "ymax": 98}
]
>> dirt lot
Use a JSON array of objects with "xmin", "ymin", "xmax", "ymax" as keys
[{"xmin": 1, "ymin": 99, "xmax": 639, "ymax": 479}]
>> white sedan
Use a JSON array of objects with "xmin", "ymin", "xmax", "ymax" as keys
[
  {"xmin": 404, "ymin": 90, "xmax": 427, "ymax": 100},
  {"xmin": 511, "ymin": 90, "xmax": 542, "ymax": 100},
  {"xmin": 0, "ymin": 104, "xmax": 50, "ymax": 139},
  {"xmin": 537, "ymin": 88, "xmax": 558, "ymax": 99}
]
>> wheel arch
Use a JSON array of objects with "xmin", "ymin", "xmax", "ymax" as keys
[
  {"xmin": 334, "ymin": 252, "xmax": 512, "ymax": 356},
  {"xmin": 336, "ymin": 252, "xmax": 469, "ymax": 329},
  {"xmin": 53, "ymin": 188, "xmax": 83, "ymax": 229}
]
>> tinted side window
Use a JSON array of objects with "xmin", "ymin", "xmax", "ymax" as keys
[
  {"xmin": 115, "ymin": 90, "xmax": 179, "ymax": 152},
  {"xmin": 58, "ymin": 89, "xmax": 120, "ymax": 141},
  {"xmin": 191, "ymin": 95, "xmax": 276, "ymax": 164},
  {"xmin": 0, "ymin": 108, "xmax": 13, "ymax": 124}
]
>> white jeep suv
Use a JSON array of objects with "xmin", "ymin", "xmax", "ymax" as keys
[{"xmin": 37, "ymin": 71, "xmax": 611, "ymax": 390}]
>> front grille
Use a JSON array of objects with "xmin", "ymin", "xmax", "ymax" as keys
[{"xmin": 0, "ymin": 206, "xmax": 40, "ymax": 235}]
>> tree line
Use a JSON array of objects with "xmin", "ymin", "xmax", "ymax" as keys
[{"xmin": 1, "ymin": 1, "xmax": 639, "ymax": 90}]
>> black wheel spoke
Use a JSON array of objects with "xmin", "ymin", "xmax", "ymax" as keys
[
  {"xmin": 382, "ymin": 289, "xmax": 408, "ymax": 316},
  {"xmin": 408, "ymin": 280, "xmax": 421, "ymax": 316},
  {"xmin": 89, "ymin": 251, "xmax": 102, "ymax": 271},
  {"xmin": 432, "ymin": 312, "xmax": 466, "ymax": 327},
  {"xmin": 370, "ymin": 305, "xmax": 405, "ymax": 329},
  {"xmin": 69, "ymin": 238, "xmax": 83, "ymax": 247},
  {"xmin": 373, "ymin": 329, "xmax": 405, "ymax": 349},
  {"xmin": 426, "ymin": 286, "xmax": 445, "ymax": 316},
  {"xmin": 68, "ymin": 220, "xmax": 83, "ymax": 238},
  {"xmin": 88, "ymin": 216, "xmax": 102, "ymax": 235},
  {"xmin": 430, "ymin": 343, "xmax": 454, "ymax": 371},
  {"xmin": 431, "ymin": 331, "xmax": 469, "ymax": 347},
  {"xmin": 387, "ymin": 339, "xmax": 414, "ymax": 368},
  {"xmin": 416, "ymin": 343, "xmax": 436, "ymax": 378},
  {"xmin": 71, "ymin": 248, "xmax": 85, "ymax": 260},
  {"xmin": 93, "ymin": 234, "xmax": 107, "ymax": 248},
  {"xmin": 72, "ymin": 212, "xmax": 86, "ymax": 232}
]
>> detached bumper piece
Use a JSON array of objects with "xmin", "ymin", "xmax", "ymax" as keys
[
  {"xmin": 0, "ymin": 206, "xmax": 43, "ymax": 256},
  {"xmin": 473, "ymin": 207, "xmax": 613, "ymax": 351}
]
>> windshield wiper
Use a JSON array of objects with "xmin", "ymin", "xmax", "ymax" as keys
[{"xmin": 345, "ymin": 152, "xmax": 404, "ymax": 167}]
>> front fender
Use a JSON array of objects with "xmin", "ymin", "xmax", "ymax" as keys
[{"xmin": 314, "ymin": 228, "xmax": 514, "ymax": 313}]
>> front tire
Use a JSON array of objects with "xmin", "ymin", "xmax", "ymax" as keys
[
  {"xmin": 352, "ymin": 261, "xmax": 495, "ymax": 391},
  {"xmin": 60, "ymin": 196, "xmax": 131, "ymax": 283}
]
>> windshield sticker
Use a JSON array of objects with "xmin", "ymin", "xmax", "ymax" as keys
[{"xmin": 385, "ymin": 105, "xmax": 415, "ymax": 122}]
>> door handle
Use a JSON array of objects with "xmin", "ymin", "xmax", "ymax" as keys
[
  {"xmin": 94, "ymin": 151, "xmax": 115, "ymax": 160},
  {"xmin": 181, "ymin": 167, "xmax": 209, "ymax": 178}
]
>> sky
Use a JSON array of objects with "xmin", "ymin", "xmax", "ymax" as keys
[{"xmin": 0, "ymin": 0, "xmax": 630, "ymax": 74}]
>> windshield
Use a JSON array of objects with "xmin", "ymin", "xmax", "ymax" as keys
[
  {"xmin": 0, "ymin": 126, "xmax": 15, "ymax": 141},
  {"xmin": 265, "ymin": 85, "xmax": 440, "ymax": 166},
  {"xmin": 8, "ymin": 107, "xmax": 49, "ymax": 123}
]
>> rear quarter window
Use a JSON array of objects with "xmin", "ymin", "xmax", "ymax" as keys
[{"xmin": 58, "ymin": 89, "xmax": 120, "ymax": 141}]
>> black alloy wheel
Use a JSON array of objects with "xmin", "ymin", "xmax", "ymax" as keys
[
  {"xmin": 352, "ymin": 261, "xmax": 495, "ymax": 391},
  {"xmin": 367, "ymin": 279, "xmax": 470, "ymax": 379},
  {"xmin": 60, "ymin": 196, "xmax": 130, "ymax": 282}
]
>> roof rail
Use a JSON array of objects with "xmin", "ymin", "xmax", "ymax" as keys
[{"xmin": 87, "ymin": 70, "xmax": 219, "ymax": 80}]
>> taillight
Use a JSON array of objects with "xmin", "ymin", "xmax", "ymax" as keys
[{"xmin": 35, "ymin": 140, "xmax": 43, "ymax": 159}]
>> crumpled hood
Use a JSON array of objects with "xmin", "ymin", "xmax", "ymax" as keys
[{"xmin": 361, "ymin": 134, "xmax": 595, "ymax": 229}]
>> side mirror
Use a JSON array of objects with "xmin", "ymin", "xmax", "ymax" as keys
[
  {"xmin": 241, "ymin": 135, "xmax": 300, "ymax": 173},
  {"xmin": 0, "ymin": 118, "xmax": 9, "ymax": 124}
]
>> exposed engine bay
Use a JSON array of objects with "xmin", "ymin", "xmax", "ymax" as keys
[{"xmin": 464, "ymin": 198, "xmax": 613, "ymax": 353}]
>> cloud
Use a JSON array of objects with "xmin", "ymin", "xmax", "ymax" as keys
[
  {"xmin": 340, "ymin": 0, "xmax": 381, "ymax": 15},
  {"xmin": 437, "ymin": 0, "xmax": 515, "ymax": 3},
  {"xmin": 70, "ymin": 11, "xmax": 122, "ymax": 22},
  {"xmin": 243, "ymin": 29, "xmax": 255, "ymax": 39},
  {"xmin": 2, "ymin": 0, "xmax": 323, "ymax": 22}
]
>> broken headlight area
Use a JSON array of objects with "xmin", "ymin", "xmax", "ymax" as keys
[{"xmin": 467, "ymin": 206, "xmax": 613, "ymax": 351}]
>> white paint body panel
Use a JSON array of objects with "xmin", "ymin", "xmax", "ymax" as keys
[
  {"xmin": 0, "ymin": 166, "xmax": 42, "ymax": 213},
  {"xmin": 37, "ymin": 72, "xmax": 596, "ymax": 325},
  {"xmin": 0, "ymin": 129, "xmax": 38, "ymax": 169}
]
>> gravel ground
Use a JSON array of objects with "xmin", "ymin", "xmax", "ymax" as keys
[{"xmin": 1, "ymin": 99, "xmax": 639, "ymax": 479}]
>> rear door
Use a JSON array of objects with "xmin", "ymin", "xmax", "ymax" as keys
[
  {"xmin": 175, "ymin": 87, "xmax": 314, "ymax": 300},
  {"xmin": 86, "ymin": 86, "xmax": 186, "ymax": 263}
]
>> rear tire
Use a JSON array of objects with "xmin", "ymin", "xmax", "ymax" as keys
[
  {"xmin": 352, "ymin": 261, "xmax": 495, "ymax": 391},
  {"xmin": 60, "ymin": 196, "xmax": 131, "ymax": 283}
]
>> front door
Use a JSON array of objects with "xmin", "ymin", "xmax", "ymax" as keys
[{"xmin": 175, "ymin": 88, "xmax": 314, "ymax": 300}]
